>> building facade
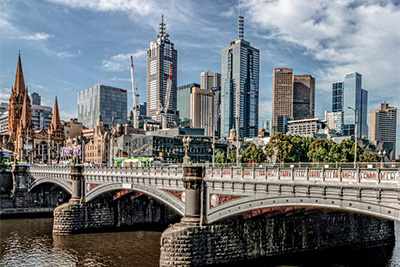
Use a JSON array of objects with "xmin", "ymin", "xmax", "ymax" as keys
[
  {"xmin": 212, "ymin": 86, "xmax": 221, "ymax": 139},
  {"xmin": 201, "ymin": 70, "xmax": 221, "ymax": 90},
  {"xmin": 221, "ymin": 16, "xmax": 259, "ymax": 138},
  {"xmin": 262, "ymin": 119, "xmax": 273, "ymax": 137},
  {"xmin": 190, "ymin": 87, "xmax": 214, "ymax": 136},
  {"xmin": 273, "ymin": 68, "xmax": 315, "ymax": 133},
  {"xmin": 77, "ymin": 84, "xmax": 127, "ymax": 129},
  {"xmin": 146, "ymin": 15, "xmax": 178, "ymax": 125},
  {"xmin": 325, "ymin": 111, "xmax": 344, "ymax": 136},
  {"xmin": 30, "ymin": 92, "xmax": 41, "ymax": 105},
  {"xmin": 287, "ymin": 118, "xmax": 326, "ymax": 138},
  {"xmin": 31, "ymin": 104, "xmax": 52, "ymax": 131},
  {"xmin": 177, "ymin": 83, "xmax": 200, "ymax": 127},
  {"xmin": 370, "ymin": 102, "xmax": 397, "ymax": 158},
  {"xmin": 293, "ymin": 75, "xmax": 315, "ymax": 120},
  {"xmin": 332, "ymin": 72, "xmax": 368, "ymax": 138},
  {"xmin": 83, "ymin": 115, "xmax": 110, "ymax": 164},
  {"xmin": 139, "ymin": 102, "xmax": 147, "ymax": 116}
]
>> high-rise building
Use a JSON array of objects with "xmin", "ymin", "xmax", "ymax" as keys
[
  {"xmin": 31, "ymin": 104, "xmax": 52, "ymax": 131},
  {"xmin": 177, "ymin": 83, "xmax": 200, "ymax": 127},
  {"xmin": 146, "ymin": 15, "xmax": 178, "ymax": 125},
  {"xmin": 273, "ymin": 68, "xmax": 293, "ymax": 133},
  {"xmin": 272, "ymin": 68, "xmax": 315, "ymax": 133},
  {"xmin": 77, "ymin": 84, "xmax": 127, "ymax": 129},
  {"xmin": 293, "ymin": 75, "xmax": 315, "ymax": 120},
  {"xmin": 221, "ymin": 16, "xmax": 259, "ymax": 138},
  {"xmin": 31, "ymin": 92, "xmax": 41, "ymax": 105},
  {"xmin": 332, "ymin": 82, "xmax": 343, "ymax": 112},
  {"xmin": 139, "ymin": 102, "xmax": 147, "ymax": 116},
  {"xmin": 262, "ymin": 119, "xmax": 273, "ymax": 136},
  {"xmin": 190, "ymin": 87, "xmax": 214, "ymax": 136},
  {"xmin": 201, "ymin": 70, "xmax": 221, "ymax": 90},
  {"xmin": 331, "ymin": 72, "xmax": 368, "ymax": 138},
  {"xmin": 212, "ymin": 86, "xmax": 221, "ymax": 138},
  {"xmin": 370, "ymin": 102, "xmax": 397, "ymax": 158}
]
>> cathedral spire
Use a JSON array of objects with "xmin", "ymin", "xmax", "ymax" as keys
[
  {"xmin": 14, "ymin": 52, "xmax": 26, "ymax": 96},
  {"xmin": 19, "ymin": 91, "xmax": 31, "ymax": 131},
  {"xmin": 49, "ymin": 96, "xmax": 62, "ymax": 134}
]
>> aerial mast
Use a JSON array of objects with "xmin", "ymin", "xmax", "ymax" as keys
[{"xmin": 130, "ymin": 56, "xmax": 140, "ymax": 129}]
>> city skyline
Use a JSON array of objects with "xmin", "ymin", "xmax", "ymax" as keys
[{"xmin": 0, "ymin": 1, "xmax": 399, "ymax": 152}]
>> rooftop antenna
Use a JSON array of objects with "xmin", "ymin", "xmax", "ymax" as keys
[
  {"xmin": 238, "ymin": 0, "xmax": 244, "ymax": 39},
  {"xmin": 159, "ymin": 14, "xmax": 166, "ymax": 40}
]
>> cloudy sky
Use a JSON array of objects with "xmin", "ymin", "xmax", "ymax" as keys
[{"xmin": 0, "ymin": 0, "xmax": 399, "ymax": 154}]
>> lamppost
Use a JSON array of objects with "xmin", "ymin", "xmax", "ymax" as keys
[
  {"xmin": 348, "ymin": 107, "xmax": 358, "ymax": 168},
  {"xmin": 378, "ymin": 150, "xmax": 386, "ymax": 168},
  {"xmin": 109, "ymin": 116, "xmax": 119, "ymax": 167},
  {"xmin": 182, "ymin": 136, "xmax": 192, "ymax": 164}
]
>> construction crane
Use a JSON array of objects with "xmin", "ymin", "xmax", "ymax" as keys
[
  {"xmin": 158, "ymin": 63, "xmax": 173, "ymax": 129},
  {"xmin": 130, "ymin": 56, "xmax": 140, "ymax": 129}
]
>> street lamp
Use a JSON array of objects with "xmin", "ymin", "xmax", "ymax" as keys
[
  {"xmin": 348, "ymin": 107, "xmax": 358, "ymax": 168},
  {"xmin": 378, "ymin": 150, "xmax": 386, "ymax": 168},
  {"xmin": 182, "ymin": 136, "xmax": 192, "ymax": 164},
  {"xmin": 109, "ymin": 116, "xmax": 119, "ymax": 167}
]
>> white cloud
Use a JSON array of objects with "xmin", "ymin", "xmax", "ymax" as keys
[
  {"xmin": 22, "ymin": 32, "xmax": 52, "ymax": 40},
  {"xmin": 0, "ymin": 88, "xmax": 11, "ymax": 103},
  {"xmin": 56, "ymin": 51, "xmax": 77, "ymax": 58},
  {"xmin": 102, "ymin": 50, "xmax": 146, "ymax": 72},
  {"xmin": 60, "ymin": 110, "xmax": 77, "ymax": 120}
]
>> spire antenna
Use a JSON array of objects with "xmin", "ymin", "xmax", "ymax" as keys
[
  {"xmin": 238, "ymin": 15, "xmax": 244, "ymax": 39},
  {"xmin": 159, "ymin": 14, "xmax": 166, "ymax": 38}
]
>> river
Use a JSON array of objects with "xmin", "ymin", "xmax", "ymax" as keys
[{"xmin": 0, "ymin": 218, "xmax": 399, "ymax": 267}]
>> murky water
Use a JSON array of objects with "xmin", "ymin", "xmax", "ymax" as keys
[{"xmin": 0, "ymin": 218, "xmax": 399, "ymax": 267}]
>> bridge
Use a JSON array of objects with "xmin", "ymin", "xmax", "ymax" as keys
[
  {"xmin": 24, "ymin": 164, "xmax": 399, "ymax": 266},
  {"xmin": 28, "ymin": 164, "xmax": 400, "ymax": 222}
]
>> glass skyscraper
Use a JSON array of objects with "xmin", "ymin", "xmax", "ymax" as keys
[
  {"xmin": 77, "ymin": 84, "xmax": 127, "ymax": 129},
  {"xmin": 221, "ymin": 17, "xmax": 259, "ymax": 138},
  {"xmin": 331, "ymin": 72, "xmax": 368, "ymax": 138}
]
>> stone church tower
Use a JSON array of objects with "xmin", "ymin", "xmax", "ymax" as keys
[{"xmin": 48, "ymin": 96, "xmax": 65, "ymax": 160}]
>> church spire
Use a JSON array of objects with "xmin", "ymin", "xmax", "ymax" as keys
[
  {"xmin": 14, "ymin": 52, "xmax": 26, "ymax": 96},
  {"xmin": 18, "ymin": 90, "xmax": 31, "ymax": 131},
  {"xmin": 49, "ymin": 96, "xmax": 62, "ymax": 134}
]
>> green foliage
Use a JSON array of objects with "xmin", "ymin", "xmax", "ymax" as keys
[
  {"xmin": 228, "ymin": 149, "xmax": 237, "ymax": 164},
  {"xmin": 242, "ymin": 143, "xmax": 266, "ymax": 163},
  {"xmin": 215, "ymin": 151, "xmax": 227, "ymax": 164},
  {"xmin": 264, "ymin": 133, "xmax": 376, "ymax": 163}
]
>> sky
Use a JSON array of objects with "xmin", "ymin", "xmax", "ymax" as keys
[{"xmin": 0, "ymin": 0, "xmax": 399, "ymax": 155}]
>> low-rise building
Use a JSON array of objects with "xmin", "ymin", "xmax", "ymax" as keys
[{"xmin": 287, "ymin": 118, "xmax": 327, "ymax": 138}]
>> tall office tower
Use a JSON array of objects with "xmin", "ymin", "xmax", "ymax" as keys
[
  {"xmin": 332, "ymin": 82, "xmax": 343, "ymax": 112},
  {"xmin": 146, "ymin": 15, "xmax": 178, "ymax": 125},
  {"xmin": 332, "ymin": 72, "xmax": 368, "ymax": 138},
  {"xmin": 77, "ymin": 84, "xmax": 127, "ymax": 129},
  {"xmin": 272, "ymin": 68, "xmax": 293, "ymax": 133},
  {"xmin": 139, "ymin": 102, "xmax": 147, "ymax": 116},
  {"xmin": 221, "ymin": 16, "xmax": 259, "ymax": 138},
  {"xmin": 212, "ymin": 86, "xmax": 221, "ymax": 138},
  {"xmin": 201, "ymin": 70, "xmax": 221, "ymax": 90},
  {"xmin": 293, "ymin": 75, "xmax": 315, "ymax": 120},
  {"xmin": 31, "ymin": 104, "xmax": 52, "ymax": 131},
  {"xmin": 31, "ymin": 92, "xmax": 41, "ymax": 105},
  {"xmin": 370, "ymin": 102, "xmax": 397, "ymax": 158},
  {"xmin": 177, "ymin": 83, "xmax": 200, "ymax": 127},
  {"xmin": 190, "ymin": 87, "xmax": 214, "ymax": 136}
]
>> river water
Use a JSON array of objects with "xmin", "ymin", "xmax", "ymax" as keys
[{"xmin": 0, "ymin": 218, "xmax": 399, "ymax": 267}]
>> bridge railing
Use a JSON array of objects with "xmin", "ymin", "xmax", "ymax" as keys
[
  {"xmin": 204, "ymin": 166, "xmax": 400, "ymax": 185},
  {"xmin": 83, "ymin": 165, "xmax": 184, "ymax": 178}
]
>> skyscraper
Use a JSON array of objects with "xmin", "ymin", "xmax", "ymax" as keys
[
  {"xmin": 331, "ymin": 72, "xmax": 368, "ymax": 138},
  {"xmin": 77, "ymin": 85, "xmax": 127, "ymax": 129},
  {"xmin": 200, "ymin": 70, "xmax": 221, "ymax": 90},
  {"xmin": 31, "ymin": 92, "xmax": 41, "ymax": 105},
  {"xmin": 190, "ymin": 87, "xmax": 214, "ymax": 136},
  {"xmin": 221, "ymin": 16, "xmax": 259, "ymax": 138},
  {"xmin": 146, "ymin": 15, "xmax": 178, "ymax": 125},
  {"xmin": 293, "ymin": 75, "xmax": 315, "ymax": 120},
  {"xmin": 273, "ymin": 68, "xmax": 293, "ymax": 133},
  {"xmin": 370, "ymin": 102, "xmax": 397, "ymax": 158}
]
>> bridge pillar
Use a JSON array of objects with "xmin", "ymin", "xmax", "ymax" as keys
[
  {"xmin": 180, "ymin": 165, "xmax": 204, "ymax": 226},
  {"xmin": 69, "ymin": 165, "xmax": 84, "ymax": 204},
  {"xmin": 11, "ymin": 164, "xmax": 30, "ymax": 207}
]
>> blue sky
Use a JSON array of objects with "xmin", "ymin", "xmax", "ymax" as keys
[{"xmin": 0, "ymin": 0, "xmax": 399, "ymax": 155}]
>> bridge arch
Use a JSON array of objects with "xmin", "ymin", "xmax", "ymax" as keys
[
  {"xmin": 29, "ymin": 177, "xmax": 73, "ymax": 195},
  {"xmin": 206, "ymin": 196, "xmax": 400, "ymax": 224},
  {"xmin": 85, "ymin": 183, "xmax": 184, "ymax": 216}
]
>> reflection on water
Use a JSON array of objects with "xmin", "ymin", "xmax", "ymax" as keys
[
  {"xmin": 0, "ymin": 218, "xmax": 161, "ymax": 267},
  {"xmin": 0, "ymin": 218, "xmax": 399, "ymax": 267}
]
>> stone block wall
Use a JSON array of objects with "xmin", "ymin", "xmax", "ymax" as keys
[
  {"xmin": 160, "ymin": 210, "xmax": 395, "ymax": 266},
  {"xmin": 53, "ymin": 193, "xmax": 180, "ymax": 235}
]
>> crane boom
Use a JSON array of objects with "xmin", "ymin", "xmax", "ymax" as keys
[
  {"xmin": 163, "ymin": 63, "xmax": 173, "ymax": 115},
  {"xmin": 130, "ymin": 56, "xmax": 139, "ymax": 128}
]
